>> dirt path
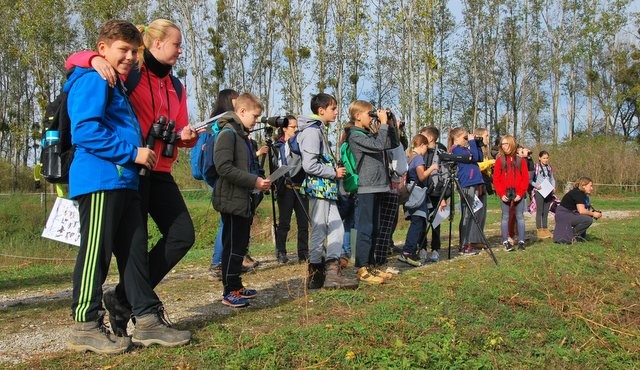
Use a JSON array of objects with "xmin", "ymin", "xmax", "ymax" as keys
[{"xmin": 1, "ymin": 210, "xmax": 636, "ymax": 365}]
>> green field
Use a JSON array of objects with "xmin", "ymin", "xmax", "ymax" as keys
[{"xmin": 0, "ymin": 191, "xmax": 638, "ymax": 369}]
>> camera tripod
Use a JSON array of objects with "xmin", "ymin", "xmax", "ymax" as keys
[
  {"xmin": 260, "ymin": 133, "xmax": 311, "ymax": 256},
  {"xmin": 420, "ymin": 162, "xmax": 498, "ymax": 265}
]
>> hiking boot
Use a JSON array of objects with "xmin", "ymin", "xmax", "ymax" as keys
[
  {"xmin": 67, "ymin": 317, "xmax": 131, "ymax": 354},
  {"xmin": 542, "ymin": 228, "xmax": 553, "ymax": 239},
  {"xmin": 132, "ymin": 313, "xmax": 191, "ymax": 347},
  {"xmin": 244, "ymin": 254, "xmax": 259, "ymax": 268},
  {"xmin": 222, "ymin": 290, "xmax": 251, "ymax": 308},
  {"xmin": 208, "ymin": 264, "xmax": 222, "ymax": 281},
  {"xmin": 241, "ymin": 255, "xmax": 259, "ymax": 273},
  {"xmin": 339, "ymin": 256, "xmax": 349, "ymax": 269},
  {"xmin": 370, "ymin": 267, "xmax": 393, "ymax": 280},
  {"xmin": 356, "ymin": 267, "xmax": 384, "ymax": 284},
  {"xmin": 398, "ymin": 252, "xmax": 422, "ymax": 267},
  {"xmin": 503, "ymin": 241, "xmax": 515, "ymax": 252},
  {"xmin": 103, "ymin": 287, "xmax": 131, "ymax": 337},
  {"xmin": 324, "ymin": 261, "xmax": 359, "ymax": 289},
  {"xmin": 277, "ymin": 252, "xmax": 289, "ymax": 264},
  {"xmin": 518, "ymin": 241, "xmax": 526, "ymax": 251},
  {"xmin": 307, "ymin": 263, "xmax": 326, "ymax": 290},
  {"xmin": 157, "ymin": 305, "xmax": 173, "ymax": 327},
  {"xmin": 430, "ymin": 250, "xmax": 440, "ymax": 262}
]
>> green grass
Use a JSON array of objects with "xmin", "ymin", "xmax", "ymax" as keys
[{"xmin": 1, "ymin": 192, "xmax": 639, "ymax": 368}]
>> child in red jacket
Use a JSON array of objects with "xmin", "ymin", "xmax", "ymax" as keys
[{"xmin": 493, "ymin": 135, "xmax": 530, "ymax": 251}]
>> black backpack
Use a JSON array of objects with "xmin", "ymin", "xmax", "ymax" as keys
[
  {"xmin": 40, "ymin": 69, "xmax": 114, "ymax": 184},
  {"xmin": 40, "ymin": 66, "xmax": 183, "ymax": 184}
]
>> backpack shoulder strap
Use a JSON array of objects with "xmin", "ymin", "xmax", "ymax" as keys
[
  {"xmin": 123, "ymin": 67, "xmax": 142, "ymax": 96},
  {"xmin": 123, "ymin": 67, "xmax": 183, "ymax": 101},
  {"xmin": 169, "ymin": 74, "xmax": 183, "ymax": 100}
]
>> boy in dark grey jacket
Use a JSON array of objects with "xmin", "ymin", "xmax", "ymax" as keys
[{"xmin": 213, "ymin": 93, "xmax": 271, "ymax": 308}]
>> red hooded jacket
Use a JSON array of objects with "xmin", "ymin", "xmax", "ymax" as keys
[
  {"xmin": 492, "ymin": 155, "xmax": 530, "ymax": 198},
  {"xmin": 65, "ymin": 51, "xmax": 193, "ymax": 173}
]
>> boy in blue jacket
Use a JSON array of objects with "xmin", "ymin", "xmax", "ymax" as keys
[{"xmin": 66, "ymin": 20, "xmax": 190, "ymax": 354}]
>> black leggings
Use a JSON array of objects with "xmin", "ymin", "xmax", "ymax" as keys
[
  {"xmin": 114, "ymin": 171, "xmax": 195, "ymax": 305},
  {"xmin": 534, "ymin": 191, "xmax": 552, "ymax": 229}
]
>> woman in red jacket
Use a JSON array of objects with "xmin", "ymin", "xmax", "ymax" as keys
[
  {"xmin": 492, "ymin": 135, "xmax": 530, "ymax": 251},
  {"xmin": 66, "ymin": 19, "xmax": 198, "ymax": 334}
]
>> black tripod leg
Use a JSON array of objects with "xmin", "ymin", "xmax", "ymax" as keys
[
  {"xmin": 283, "ymin": 175, "xmax": 311, "ymax": 224},
  {"xmin": 423, "ymin": 188, "xmax": 449, "ymax": 261},
  {"xmin": 431, "ymin": 175, "xmax": 455, "ymax": 261},
  {"xmin": 267, "ymin": 147, "xmax": 278, "ymax": 245}
]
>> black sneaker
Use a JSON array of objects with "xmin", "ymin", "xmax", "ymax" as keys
[
  {"xmin": 518, "ymin": 241, "xmax": 525, "ymax": 251},
  {"xmin": 398, "ymin": 252, "xmax": 422, "ymax": 267},
  {"xmin": 503, "ymin": 241, "xmax": 515, "ymax": 252}
]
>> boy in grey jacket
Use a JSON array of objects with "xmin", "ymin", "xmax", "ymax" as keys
[
  {"xmin": 346, "ymin": 101, "xmax": 393, "ymax": 284},
  {"xmin": 213, "ymin": 93, "xmax": 271, "ymax": 307},
  {"xmin": 297, "ymin": 93, "xmax": 358, "ymax": 289}
]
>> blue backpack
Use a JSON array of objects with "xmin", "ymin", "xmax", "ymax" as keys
[
  {"xmin": 190, "ymin": 131, "xmax": 211, "ymax": 181},
  {"xmin": 199, "ymin": 124, "xmax": 234, "ymax": 188}
]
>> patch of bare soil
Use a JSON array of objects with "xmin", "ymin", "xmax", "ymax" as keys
[{"xmin": 0, "ymin": 209, "xmax": 636, "ymax": 365}]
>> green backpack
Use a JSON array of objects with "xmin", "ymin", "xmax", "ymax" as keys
[{"xmin": 340, "ymin": 131, "xmax": 365, "ymax": 193}]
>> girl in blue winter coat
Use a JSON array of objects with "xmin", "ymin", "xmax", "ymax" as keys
[{"xmin": 448, "ymin": 127, "xmax": 486, "ymax": 255}]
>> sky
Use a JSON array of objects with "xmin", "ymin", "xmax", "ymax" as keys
[{"xmin": 444, "ymin": 0, "xmax": 639, "ymax": 143}]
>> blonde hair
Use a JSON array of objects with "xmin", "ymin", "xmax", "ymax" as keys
[
  {"xmin": 574, "ymin": 177, "xmax": 593, "ymax": 191},
  {"xmin": 447, "ymin": 127, "xmax": 467, "ymax": 150},
  {"xmin": 234, "ymin": 93, "xmax": 264, "ymax": 112},
  {"xmin": 136, "ymin": 19, "xmax": 180, "ymax": 67},
  {"xmin": 474, "ymin": 127, "xmax": 489, "ymax": 157},
  {"xmin": 348, "ymin": 100, "xmax": 373, "ymax": 123}
]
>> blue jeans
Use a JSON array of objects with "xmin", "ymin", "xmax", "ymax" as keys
[
  {"xmin": 501, "ymin": 199, "xmax": 525, "ymax": 242},
  {"xmin": 354, "ymin": 193, "xmax": 383, "ymax": 268},
  {"xmin": 211, "ymin": 218, "xmax": 223, "ymax": 265},
  {"xmin": 403, "ymin": 215, "xmax": 426, "ymax": 255}
]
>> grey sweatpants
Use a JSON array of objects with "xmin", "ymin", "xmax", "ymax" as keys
[{"xmin": 308, "ymin": 198, "xmax": 344, "ymax": 264}]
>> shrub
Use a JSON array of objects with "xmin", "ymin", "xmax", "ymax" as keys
[{"xmin": 538, "ymin": 136, "xmax": 640, "ymax": 195}]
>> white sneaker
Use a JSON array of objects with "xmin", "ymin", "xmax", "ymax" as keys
[
  {"xmin": 430, "ymin": 250, "xmax": 440, "ymax": 262},
  {"xmin": 419, "ymin": 248, "xmax": 429, "ymax": 262},
  {"xmin": 385, "ymin": 266, "xmax": 400, "ymax": 275}
]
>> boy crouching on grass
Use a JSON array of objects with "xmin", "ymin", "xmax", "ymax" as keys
[{"xmin": 213, "ymin": 93, "xmax": 271, "ymax": 308}]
